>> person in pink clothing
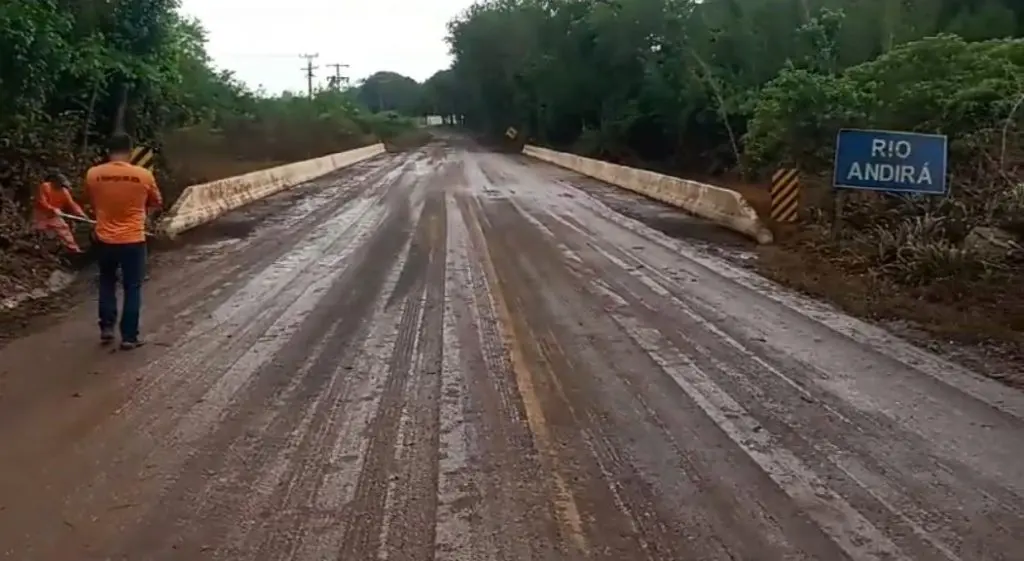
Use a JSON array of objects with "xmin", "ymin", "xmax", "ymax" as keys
[{"xmin": 32, "ymin": 172, "xmax": 89, "ymax": 254}]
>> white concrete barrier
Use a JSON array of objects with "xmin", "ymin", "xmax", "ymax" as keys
[
  {"xmin": 523, "ymin": 145, "xmax": 773, "ymax": 244},
  {"xmin": 159, "ymin": 143, "xmax": 385, "ymax": 237}
]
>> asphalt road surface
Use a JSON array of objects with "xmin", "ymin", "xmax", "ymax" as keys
[{"xmin": 1, "ymin": 138, "xmax": 1023, "ymax": 561}]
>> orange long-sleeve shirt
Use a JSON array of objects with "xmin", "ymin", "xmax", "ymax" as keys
[
  {"xmin": 85, "ymin": 161, "xmax": 163, "ymax": 244},
  {"xmin": 33, "ymin": 181, "xmax": 86, "ymax": 222}
]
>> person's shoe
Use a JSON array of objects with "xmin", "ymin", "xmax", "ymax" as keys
[
  {"xmin": 100, "ymin": 328, "xmax": 115, "ymax": 345},
  {"xmin": 119, "ymin": 339, "xmax": 146, "ymax": 351}
]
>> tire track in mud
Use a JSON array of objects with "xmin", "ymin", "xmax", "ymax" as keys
[
  {"xmin": 378, "ymin": 191, "xmax": 448, "ymax": 561},
  {"xmin": 466, "ymin": 196, "xmax": 706, "ymax": 560},
  {"xmin": 102, "ymin": 177, "xmax": 417, "ymax": 559},
  {"xmin": 479, "ymin": 150, "xmax": 1024, "ymax": 561},
  {"xmin": 241, "ymin": 238, "xmax": 417, "ymax": 558},
  {"xmin": 460, "ymin": 152, "xmax": 796, "ymax": 559},
  {"xmin": 433, "ymin": 199, "xmax": 480, "ymax": 560},
  {"xmin": 535, "ymin": 205, "xmax": 1023, "ymax": 560},
  {"xmin": 156, "ymin": 153, "xmax": 417, "ymax": 335},
  {"xmin": 446, "ymin": 193, "xmax": 563, "ymax": 561},
  {"xmin": 458, "ymin": 154, "xmax": 893, "ymax": 560},
  {"xmin": 143, "ymin": 154, "xmax": 408, "ymax": 339},
  {"xmin": 459, "ymin": 194, "xmax": 602, "ymax": 559},
  {"xmin": 504, "ymin": 200, "xmax": 897, "ymax": 560},
  {"xmin": 508, "ymin": 205, "xmax": 849, "ymax": 559},
  {"xmin": 5, "ymin": 139, "xmax": 1024, "ymax": 561},
  {"xmin": 0, "ymin": 151, "xmax": 431, "ymax": 561},
  {"xmin": 268, "ymin": 275, "xmax": 412, "ymax": 561},
  {"xmin": 0, "ymin": 154, "xmax": 405, "ymax": 449},
  {"xmin": 336, "ymin": 189, "xmax": 448, "ymax": 561}
]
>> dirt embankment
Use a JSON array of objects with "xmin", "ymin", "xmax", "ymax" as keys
[
  {"xmin": 0, "ymin": 196, "xmax": 70, "ymax": 307},
  {"xmin": 718, "ymin": 177, "xmax": 1024, "ymax": 386}
]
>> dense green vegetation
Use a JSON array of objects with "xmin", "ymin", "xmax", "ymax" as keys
[
  {"xmin": 0, "ymin": 0, "xmax": 427, "ymax": 296},
  {"xmin": 0, "ymin": 0, "xmax": 417, "ymax": 209},
  {"xmin": 436, "ymin": 0, "xmax": 1024, "ymax": 176},
  {"xmin": 432, "ymin": 0, "xmax": 1024, "ymax": 251},
  {"xmin": 356, "ymin": 71, "xmax": 424, "ymax": 115},
  {"xmin": 429, "ymin": 0, "xmax": 1024, "ymax": 344}
]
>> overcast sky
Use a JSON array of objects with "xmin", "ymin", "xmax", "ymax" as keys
[{"xmin": 178, "ymin": 0, "xmax": 476, "ymax": 94}]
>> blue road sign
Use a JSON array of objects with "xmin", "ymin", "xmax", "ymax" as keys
[{"xmin": 833, "ymin": 128, "xmax": 947, "ymax": 194}]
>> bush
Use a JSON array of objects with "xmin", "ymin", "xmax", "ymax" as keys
[
  {"xmin": 358, "ymin": 111, "xmax": 419, "ymax": 142},
  {"xmin": 746, "ymin": 34, "xmax": 1024, "ymax": 290},
  {"xmin": 746, "ymin": 35, "xmax": 1024, "ymax": 176}
]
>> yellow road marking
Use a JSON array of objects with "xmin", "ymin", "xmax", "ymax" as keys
[{"xmin": 461, "ymin": 200, "xmax": 588, "ymax": 554}]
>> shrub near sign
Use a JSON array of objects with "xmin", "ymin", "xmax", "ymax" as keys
[{"xmin": 833, "ymin": 129, "xmax": 948, "ymax": 194}]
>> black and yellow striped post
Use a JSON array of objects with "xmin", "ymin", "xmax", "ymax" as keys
[
  {"xmin": 130, "ymin": 145, "xmax": 155, "ymax": 169},
  {"xmin": 94, "ymin": 145, "xmax": 156, "ymax": 170},
  {"xmin": 770, "ymin": 168, "xmax": 800, "ymax": 223}
]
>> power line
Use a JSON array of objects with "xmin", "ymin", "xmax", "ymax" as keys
[
  {"xmin": 216, "ymin": 53, "xmax": 305, "ymax": 59},
  {"xmin": 299, "ymin": 53, "xmax": 319, "ymax": 98},
  {"xmin": 326, "ymin": 63, "xmax": 349, "ymax": 90}
]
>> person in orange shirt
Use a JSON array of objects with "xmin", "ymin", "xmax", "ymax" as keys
[
  {"xmin": 33, "ymin": 172, "xmax": 88, "ymax": 254},
  {"xmin": 84, "ymin": 133, "xmax": 162, "ymax": 349}
]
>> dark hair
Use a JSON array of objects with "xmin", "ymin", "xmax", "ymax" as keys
[
  {"xmin": 107, "ymin": 133, "xmax": 134, "ymax": 154},
  {"xmin": 45, "ymin": 171, "xmax": 70, "ymax": 187}
]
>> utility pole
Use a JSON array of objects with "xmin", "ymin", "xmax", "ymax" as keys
[
  {"xmin": 299, "ymin": 53, "xmax": 319, "ymax": 98},
  {"xmin": 327, "ymin": 63, "xmax": 349, "ymax": 90}
]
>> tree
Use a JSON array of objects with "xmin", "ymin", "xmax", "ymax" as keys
[
  {"xmin": 439, "ymin": 0, "xmax": 1024, "ymax": 172},
  {"xmin": 0, "ymin": 0, "xmax": 418, "ymax": 207},
  {"xmin": 421, "ymin": 69, "xmax": 462, "ymax": 123},
  {"xmin": 354, "ymin": 71, "xmax": 423, "ymax": 114}
]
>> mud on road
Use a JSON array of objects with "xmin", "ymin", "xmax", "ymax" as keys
[{"xmin": 1, "ymin": 139, "xmax": 1023, "ymax": 560}]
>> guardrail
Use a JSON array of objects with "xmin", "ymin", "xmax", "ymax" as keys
[
  {"xmin": 159, "ymin": 143, "xmax": 386, "ymax": 237},
  {"xmin": 522, "ymin": 145, "xmax": 773, "ymax": 244}
]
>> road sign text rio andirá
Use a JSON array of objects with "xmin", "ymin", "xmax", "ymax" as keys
[{"xmin": 833, "ymin": 129, "xmax": 948, "ymax": 195}]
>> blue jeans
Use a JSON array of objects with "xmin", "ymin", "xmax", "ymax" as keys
[{"xmin": 96, "ymin": 241, "xmax": 146, "ymax": 341}]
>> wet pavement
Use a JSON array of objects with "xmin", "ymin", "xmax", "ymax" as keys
[{"xmin": 1, "ymin": 139, "xmax": 1023, "ymax": 560}]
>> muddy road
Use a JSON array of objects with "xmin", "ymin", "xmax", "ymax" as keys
[{"xmin": 1, "ymin": 140, "xmax": 1023, "ymax": 560}]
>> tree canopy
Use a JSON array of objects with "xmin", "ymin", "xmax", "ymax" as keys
[
  {"xmin": 439, "ymin": 0, "xmax": 1024, "ymax": 176},
  {"xmin": 0, "ymin": 0, "xmax": 421, "ymax": 206},
  {"xmin": 354, "ymin": 71, "xmax": 424, "ymax": 115},
  {"xmin": 0, "ymin": 0, "xmax": 435, "ymax": 304}
]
